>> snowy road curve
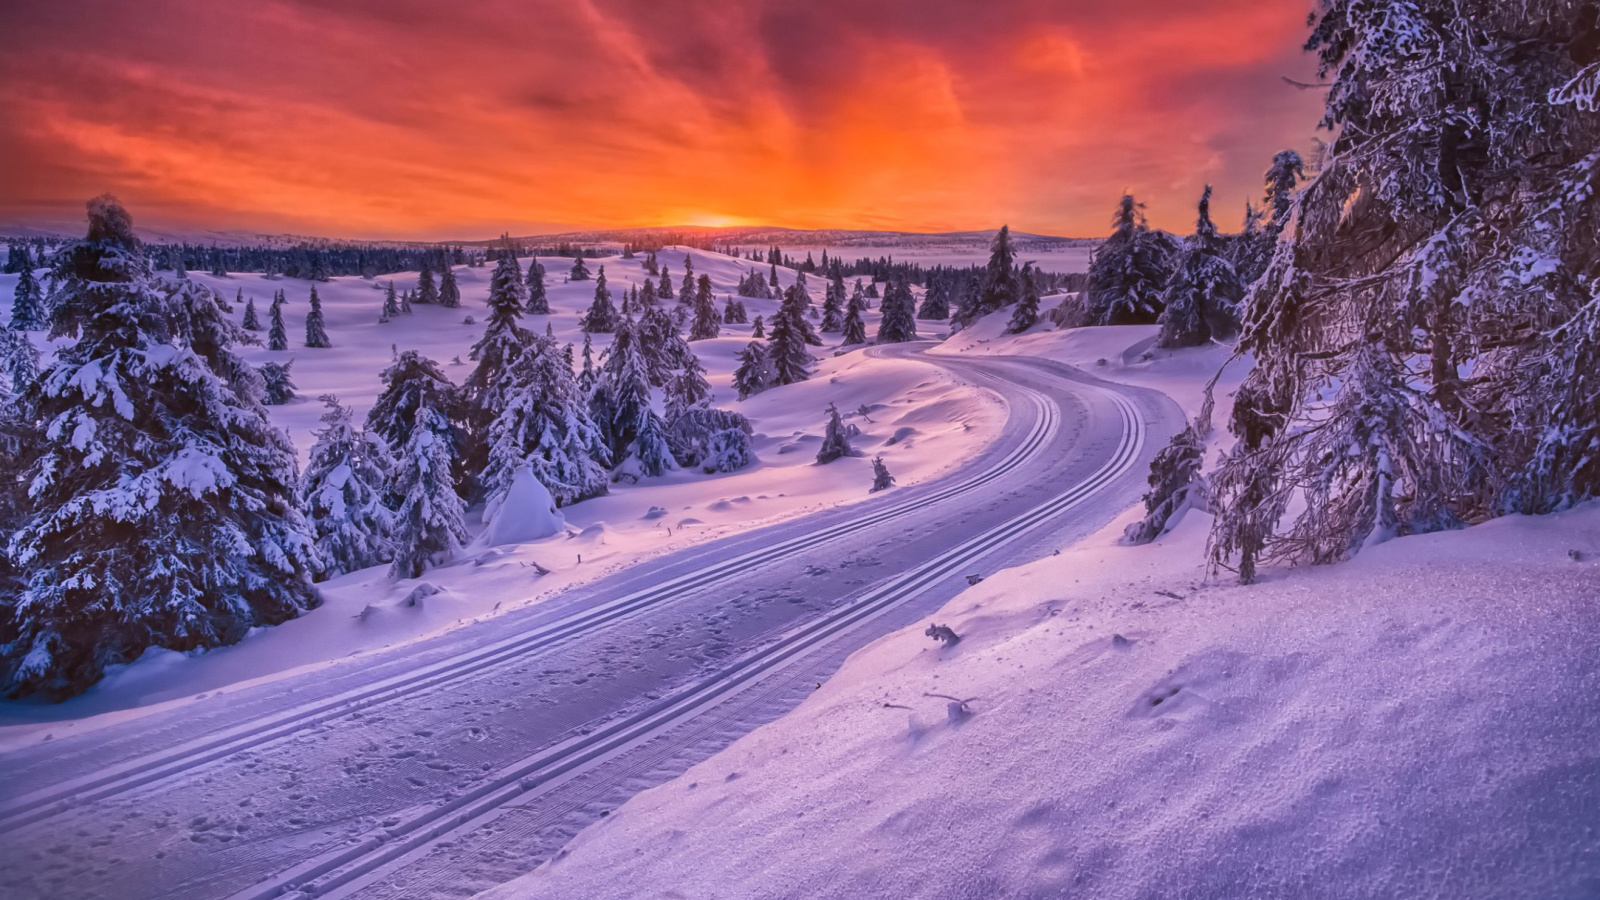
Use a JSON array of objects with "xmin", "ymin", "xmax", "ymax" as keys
[{"xmin": 0, "ymin": 346, "xmax": 1182, "ymax": 900}]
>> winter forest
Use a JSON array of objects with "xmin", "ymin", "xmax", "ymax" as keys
[{"xmin": 0, "ymin": 2, "xmax": 1597, "ymax": 900}]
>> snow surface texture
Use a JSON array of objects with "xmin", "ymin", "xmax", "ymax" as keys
[
  {"xmin": 0, "ymin": 250, "xmax": 1003, "ymax": 743},
  {"xmin": 485, "ymin": 500, "xmax": 1600, "ymax": 900}
]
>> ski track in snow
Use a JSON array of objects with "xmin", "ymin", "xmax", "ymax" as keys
[{"xmin": 0, "ymin": 257, "xmax": 1185, "ymax": 900}]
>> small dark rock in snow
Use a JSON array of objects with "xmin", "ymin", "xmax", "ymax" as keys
[
  {"xmin": 926, "ymin": 623, "xmax": 960, "ymax": 646},
  {"xmin": 966, "ymin": 573, "xmax": 984, "ymax": 585},
  {"xmin": 1569, "ymin": 549, "xmax": 1585, "ymax": 561},
  {"xmin": 1112, "ymin": 634, "xmax": 1133, "ymax": 648}
]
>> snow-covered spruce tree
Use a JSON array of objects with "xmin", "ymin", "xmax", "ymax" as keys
[
  {"xmin": 389, "ymin": 405, "xmax": 468, "ymax": 579},
  {"xmin": 1123, "ymin": 425, "xmax": 1204, "ymax": 545},
  {"xmin": 678, "ymin": 255, "xmax": 696, "ymax": 305},
  {"xmin": 381, "ymin": 280, "xmax": 400, "ymax": 322},
  {"xmin": 367, "ymin": 350, "xmax": 460, "ymax": 466},
  {"xmin": 917, "ymin": 273, "xmax": 950, "ymax": 320},
  {"xmin": 722, "ymin": 295, "xmax": 747, "ymax": 324},
  {"xmin": 482, "ymin": 332, "xmax": 609, "ymax": 514},
  {"xmin": 580, "ymin": 265, "xmax": 619, "ymax": 334},
  {"xmin": 1235, "ymin": 150, "xmax": 1308, "ymax": 285},
  {"xmin": 665, "ymin": 348, "xmax": 712, "ymax": 417},
  {"xmin": 591, "ymin": 318, "xmax": 654, "ymax": 463},
  {"xmin": 302, "ymin": 394, "xmax": 394, "ymax": 579},
  {"xmin": 658, "ymin": 266, "xmax": 673, "ymax": 302},
  {"xmin": 3, "ymin": 196, "xmax": 317, "ymax": 699},
  {"xmin": 665, "ymin": 407, "xmax": 753, "ymax": 468},
  {"xmin": 637, "ymin": 305, "xmax": 692, "ymax": 386},
  {"xmin": 964, "ymin": 224, "xmax": 1018, "ymax": 324},
  {"xmin": 1156, "ymin": 186, "xmax": 1243, "ymax": 349},
  {"xmin": 1082, "ymin": 195, "xmax": 1176, "ymax": 325},
  {"xmin": 526, "ymin": 256, "xmax": 550, "ymax": 314},
  {"xmin": 10, "ymin": 264, "xmax": 44, "ymax": 331},
  {"xmin": 570, "ymin": 254, "xmax": 591, "ymax": 281},
  {"xmin": 578, "ymin": 332, "xmax": 598, "ymax": 397},
  {"xmin": 751, "ymin": 315, "xmax": 765, "ymax": 338},
  {"xmin": 438, "ymin": 263, "xmax": 462, "ymax": 309},
  {"xmin": 700, "ymin": 427, "xmax": 753, "ymax": 474},
  {"xmin": 870, "ymin": 456, "xmax": 895, "ymax": 492},
  {"xmin": 768, "ymin": 288, "xmax": 815, "ymax": 386},
  {"xmin": 816, "ymin": 403, "xmax": 853, "ymax": 464},
  {"xmin": 260, "ymin": 360, "xmax": 296, "ymax": 405},
  {"xmin": 876, "ymin": 276, "xmax": 918, "ymax": 343},
  {"xmin": 464, "ymin": 250, "xmax": 532, "ymax": 422},
  {"xmin": 417, "ymin": 264, "xmax": 439, "ymax": 305},
  {"xmin": 400, "ymin": 288, "xmax": 413, "ymax": 315},
  {"xmin": 732, "ymin": 341, "xmax": 773, "ymax": 400},
  {"xmin": 1209, "ymin": 0, "xmax": 1600, "ymax": 584},
  {"xmin": 689, "ymin": 274, "xmax": 720, "ymax": 341},
  {"xmin": 267, "ymin": 291, "xmax": 288, "ymax": 350},
  {"xmin": 1006, "ymin": 264, "xmax": 1042, "ymax": 334},
  {"xmin": 304, "ymin": 285, "xmax": 331, "ymax": 348},
  {"xmin": 821, "ymin": 269, "xmax": 846, "ymax": 332},
  {"xmin": 640, "ymin": 279, "xmax": 659, "ymax": 308},
  {"xmin": 841, "ymin": 289, "xmax": 868, "ymax": 345},
  {"xmin": 0, "ymin": 328, "xmax": 40, "ymax": 396},
  {"xmin": 241, "ymin": 294, "xmax": 262, "ymax": 331},
  {"xmin": 626, "ymin": 405, "xmax": 678, "ymax": 479}
]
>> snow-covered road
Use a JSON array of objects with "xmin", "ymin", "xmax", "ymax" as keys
[{"xmin": 0, "ymin": 346, "xmax": 1182, "ymax": 900}]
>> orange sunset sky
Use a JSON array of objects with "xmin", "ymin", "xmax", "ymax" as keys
[{"xmin": 0, "ymin": 0, "xmax": 1324, "ymax": 241}]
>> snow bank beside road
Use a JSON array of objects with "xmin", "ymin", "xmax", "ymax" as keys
[{"xmin": 484, "ymin": 497, "xmax": 1600, "ymax": 900}]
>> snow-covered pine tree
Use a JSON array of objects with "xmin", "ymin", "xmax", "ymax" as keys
[
  {"xmin": 241, "ymin": 294, "xmax": 262, "ymax": 331},
  {"xmin": 4, "ymin": 195, "xmax": 317, "ymax": 699},
  {"xmin": 870, "ymin": 456, "xmax": 895, "ymax": 492},
  {"xmin": 580, "ymin": 265, "xmax": 619, "ymax": 334},
  {"xmin": 678, "ymin": 254, "xmax": 696, "ymax": 305},
  {"xmin": 260, "ymin": 360, "xmax": 296, "ymax": 405},
  {"xmin": 1156, "ymin": 186, "xmax": 1243, "ymax": 348},
  {"xmin": 367, "ymin": 350, "xmax": 460, "ymax": 464},
  {"xmin": 768, "ymin": 287, "xmax": 815, "ymax": 385},
  {"xmin": 1081, "ymin": 195, "xmax": 1175, "ymax": 325},
  {"xmin": 640, "ymin": 279, "xmax": 658, "ymax": 308},
  {"xmin": 389, "ymin": 404, "xmax": 468, "ymax": 579},
  {"xmin": 821, "ymin": 268, "xmax": 846, "ymax": 332},
  {"xmin": 570, "ymin": 254, "xmax": 591, "ymax": 281},
  {"xmin": 381, "ymin": 281, "xmax": 400, "ymax": 322},
  {"xmin": 841, "ymin": 288, "xmax": 868, "ymax": 345},
  {"xmin": 591, "ymin": 318, "xmax": 653, "ymax": 462},
  {"xmin": 267, "ymin": 290, "xmax": 289, "ymax": 350},
  {"xmin": 578, "ymin": 332, "xmax": 597, "ymax": 396},
  {"xmin": 1005, "ymin": 263, "xmax": 1042, "ymax": 334},
  {"xmin": 665, "ymin": 347, "xmax": 712, "ymax": 415},
  {"xmin": 302, "ymin": 394, "xmax": 395, "ymax": 578},
  {"xmin": 965, "ymin": 224, "xmax": 1018, "ymax": 323},
  {"xmin": 1209, "ymin": 0, "xmax": 1600, "ymax": 583},
  {"xmin": 700, "ymin": 427, "xmax": 753, "ymax": 473},
  {"xmin": 9, "ymin": 264, "xmax": 44, "ymax": 331},
  {"xmin": 439, "ymin": 263, "xmax": 462, "ymax": 309},
  {"xmin": 626, "ymin": 406, "xmax": 678, "ymax": 479},
  {"xmin": 400, "ymin": 288, "xmax": 413, "ymax": 315},
  {"xmin": 1123, "ymin": 425, "xmax": 1204, "ymax": 545},
  {"xmin": 732, "ymin": 341, "xmax": 773, "ymax": 400},
  {"xmin": 751, "ymin": 315, "xmax": 765, "ymax": 338},
  {"xmin": 1235, "ymin": 150, "xmax": 1307, "ymax": 285},
  {"xmin": 917, "ymin": 272, "xmax": 950, "ymax": 320},
  {"xmin": 304, "ymin": 285, "xmax": 332, "ymax": 348},
  {"xmin": 816, "ymin": 402, "xmax": 853, "ymax": 463},
  {"xmin": 417, "ymin": 264, "xmax": 439, "ymax": 305},
  {"xmin": 688, "ymin": 274, "xmax": 720, "ymax": 340},
  {"xmin": 482, "ymin": 332, "xmax": 609, "ymax": 512},
  {"xmin": 659, "ymin": 266, "xmax": 672, "ymax": 301},
  {"xmin": 526, "ymin": 256, "xmax": 550, "ymax": 314},
  {"xmin": 0, "ymin": 328, "xmax": 39, "ymax": 396},
  {"xmin": 876, "ymin": 276, "xmax": 919, "ymax": 343}
]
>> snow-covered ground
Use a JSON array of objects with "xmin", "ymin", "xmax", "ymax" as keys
[
  {"xmin": 0, "ymin": 250, "xmax": 1004, "ymax": 743},
  {"xmin": 484, "ymin": 490, "xmax": 1600, "ymax": 900}
]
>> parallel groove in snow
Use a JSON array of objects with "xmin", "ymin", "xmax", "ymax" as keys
[
  {"xmin": 225, "ymin": 383, "xmax": 1144, "ymax": 900},
  {"xmin": 0, "ymin": 368, "xmax": 1057, "ymax": 835}
]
